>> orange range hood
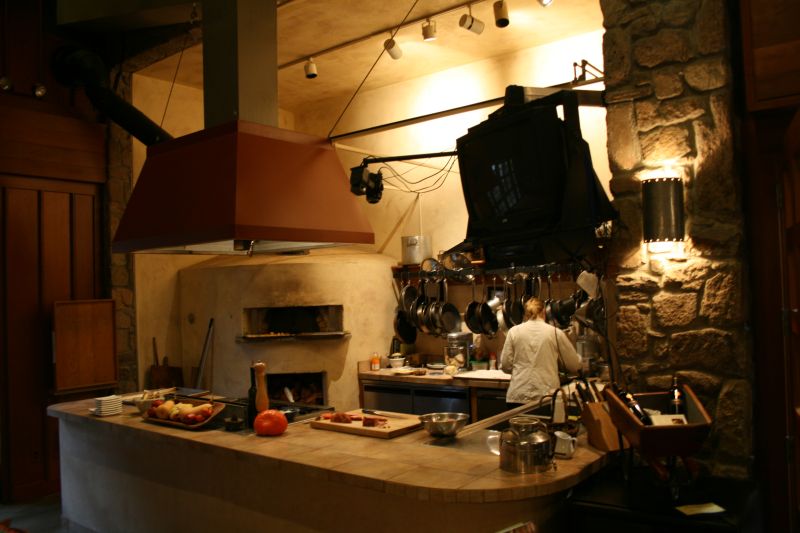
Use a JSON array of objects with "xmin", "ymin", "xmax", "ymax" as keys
[
  {"xmin": 110, "ymin": 0, "xmax": 374, "ymax": 254},
  {"xmin": 112, "ymin": 121, "xmax": 374, "ymax": 254}
]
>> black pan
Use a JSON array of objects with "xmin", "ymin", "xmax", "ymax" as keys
[
  {"xmin": 394, "ymin": 308, "xmax": 417, "ymax": 344},
  {"xmin": 411, "ymin": 279, "xmax": 428, "ymax": 330},
  {"xmin": 400, "ymin": 278, "xmax": 418, "ymax": 316},
  {"xmin": 435, "ymin": 279, "xmax": 462, "ymax": 334},
  {"xmin": 464, "ymin": 279, "xmax": 483, "ymax": 334}
]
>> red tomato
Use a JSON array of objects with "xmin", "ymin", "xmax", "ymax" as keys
[{"xmin": 254, "ymin": 409, "xmax": 288, "ymax": 436}]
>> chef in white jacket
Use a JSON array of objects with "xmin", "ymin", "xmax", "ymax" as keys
[{"xmin": 500, "ymin": 297, "xmax": 581, "ymax": 406}]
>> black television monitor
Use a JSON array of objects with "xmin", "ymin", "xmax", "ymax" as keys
[{"xmin": 456, "ymin": 102, "xmax": 568, "ymax": 242}]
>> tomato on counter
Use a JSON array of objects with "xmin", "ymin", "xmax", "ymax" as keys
[{"xmin": 254, "ymin": 409, "xmax": 288, "ymax": 436}]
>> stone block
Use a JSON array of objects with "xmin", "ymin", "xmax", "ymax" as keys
[
  {"xmin": 653, "ymin": 291, "xmax": 698, "ymax": 327},
  {"xmin": 612, "ymin": 196, "xmax": 644, "ymax": 246},
  {"xmin": 627, "ymin": 6, "xmax": 661, "ymax": 37},
  {"xmin": 644, "ymin": 373, "xmax": 673, "ymax": 390},
  {"xmin": 701, "ymin": 270, "xmax": 743, "ymax": 325},
  {"xmin": 662, "ymin": 0, "xmax": 699, "ymax": 26},
  {"xmin": 619, "ymin": 290, "xmax": 651, "ymax": 304},
  {"xmin": 604, "ymin": 29, "xmax": 632, "ymax": 86},
  {"xmin": 635, "ymin": 96, "xmax": 706, "ymax": 132},
  {"xmin": 669, "ymin": 328, "xmax": 734, "ymax": 371},
  {"xmin": 610, "ymin": 175, "xmax": 642, "ymax": 195},
  {"xmin": 653, "ymin": 66, "xmax": 685, "ymax": 99},
  {"xmin": 112, "ymin": 287, "xmax": 134, "ymax": 307},
  {"xmin": 633, "ymin": 29, "xmax": 692, "ymax": 68},
  {"xmin": 617, "ymin": 305, "xmax": 650, "ymax": 359},
  {"xmin": 661, "ymin": 261, "xmax": 709, "ymax": 292},
  {"xmin": 640, "ymin": 125, "xmax": 692, "ymax": 162},
  {"xmin": 616, "ymin": 270, "xmax": 661, "ymax": 292},
  {"xmin": 115, "ymin": 310, "xmax": 132, "ymax": 329},
  {"xmin": 111, "ymin": 265, "xmax": 130, "ymax": 286},
  {"xmin": 606, "ymin": 103, "xmax": 640, "ymax": 171},
  {"xmin": 696, "ymin": 0, "xmax": 726, "ymax": 54},
  {"xmin": 693, "ymin": 93, "xmax": 737, "ymax": 219},
  {"xmin": 713, "ymin": 379, "xmax": 752, "ymax": 461},
  {"xmin": 116, "ymin": 328, "xmax": 131, "ymax": 353},
  {"xmin": 600, "ymin": 0, "xmax": 628, "ymax": 28},
  {"xmin": 605, "ymin": 84, "xmax": 654, "ymax": 104},
  {"xmin": 687, "ymin": 217, "xmax": 742, "ymax": 257},
  {"xmin": 675, "ymin": 370, "xmax": 722, "ymax": 396},
  {"xmin": 685, "ymin": 57, "xmax": 728, "ymax": 91}
]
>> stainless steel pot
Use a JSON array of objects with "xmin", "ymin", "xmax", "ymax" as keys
[{"xmin": 401, "ymin": 236, "xmax": 430, "ymax": 265}]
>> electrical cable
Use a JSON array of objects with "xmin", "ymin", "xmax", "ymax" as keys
[{"xmin": 327, "ymin": 0, "xmax": 420, "ymax": 139}]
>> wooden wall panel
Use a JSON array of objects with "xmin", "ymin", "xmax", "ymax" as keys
[
  {"xmin": 72, "ymin": 194, "xmax": 96, "ymax": 300},
  {"xmin": 4, "ymin": 187, "xmax": 47, "ymax": 498},
  {"xmin": 41, "ymin": 192, "xmax": 72, "ymax": 306}
]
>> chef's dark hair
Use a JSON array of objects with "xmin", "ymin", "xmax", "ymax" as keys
[{"xmin": 524, "ymin": 298, "xmax": 545, "ymax": 321}]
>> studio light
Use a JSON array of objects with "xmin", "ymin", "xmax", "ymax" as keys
[
  {"xmin": 642, "ymin": 177, "xmax": 684, "ymax": 243},
  {"xmin": 493, "ymin": 0, "xmax": 509, "ymax": 28},
  {"xmin": 538, "ymin": 0, "xmax": 554, "ymax": 6},
  {"xmin": 303, "ymin": 58, "xmax": 318, "ymax": 79},
  {"xmin": 383, "ymin": 38, "xmax": 403, "ymax": 60},
  {"xmin": 459, "ymin": 5, "xmax": 485, "ymax": 35},
  {"xmin": 422, "ymin": 19, "xmax": 437, "ymax": 41}
]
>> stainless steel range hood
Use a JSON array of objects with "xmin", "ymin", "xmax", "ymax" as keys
[{"xmin": 111, "ymin": 0, "xmax": 374, "ymax": 254}]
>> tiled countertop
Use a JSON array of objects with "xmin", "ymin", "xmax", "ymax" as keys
[
  {"xmin": 359, "ymin": 368, "xmax": 510, "ymax": 388},
  {"xmin": 48, "ymin": 399, "xmax": 607, "ymax": 504}
]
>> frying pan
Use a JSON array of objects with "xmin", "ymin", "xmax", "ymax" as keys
[
  {"xmin": 424, "ymin": 280, "xmax": 442, "ymax": 336},
  {"xmin": 480, "ymin": 277, "xmax": 500, "ymax": 337},
  {"xmin": 394, "ymin": 308, "xmax": 417, "ymax": 344},
  {"xmin": 400, "ymin": 274, "xmax": 418, "ymax": 316},
  {"xmin": 411, "ymin": 278, "xmax": 428, "ymax": 330},
  {"xmin": 464, "ymin": 278, "xmax": 483, "ymax": 334},
  {"xmin": 435, "ymin": 279, "xmax": 462, "ymax": 334}
]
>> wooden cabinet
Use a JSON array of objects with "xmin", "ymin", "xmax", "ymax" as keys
[
  {"xmin": 740, "ymin": 0, "xmax": 800, "ymax": 110},
  {"xmin": 53, "ymin": 300, "xmax": 116, "ymax": 393}
]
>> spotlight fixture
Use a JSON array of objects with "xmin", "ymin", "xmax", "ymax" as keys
[
  {"xmin": 538, "ymin": 0, "xmax": 554, "ymax": 6},
  {"xmin": 349, "ymin": 165, "xmax": 383, "ymax": 204},
  {"xmin": 383, "ymin": 37, "xmax": 403, "ymax": 60},
  {"xmin": 642, "ymin": 176, "xmax": 684, "ymax": 243},
  {"xmin": 422, "ymin": 18, "xmax": 437, "ymax": 41},
  {"xmin": 459, "ymin": 5, "xmax": 485, "ymax": 35},
  {"xmin": 33, "ymin": 82, "xmax": 47, "ymax": 99},
  {"xmin": 304, "ymin": 57, "xmax": 318, "ymax": 79},
  {"xmin": 493, "ymin": 0, "xmax": 509, "ymax": 28}
]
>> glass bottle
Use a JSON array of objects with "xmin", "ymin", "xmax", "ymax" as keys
[
  {"xmin": 247, "ymin": 366, "xmax": 257, "ymax": 428},
  {"xmin": 668, "ymin": 375, "xmax": 684, "ymax": 414},
  {"xmin": 612, "ymin": 382, "xmax": 652, "ymax": 425}
]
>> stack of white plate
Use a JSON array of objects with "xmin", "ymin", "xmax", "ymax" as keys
[{"xmin": 92, "ymin": 395, "xmax": 122, "ymax": 416}]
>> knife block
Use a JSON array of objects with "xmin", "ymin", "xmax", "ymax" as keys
[{"xmin": 581, "ymin": 402, "xmax": 628, "ymax": 452}]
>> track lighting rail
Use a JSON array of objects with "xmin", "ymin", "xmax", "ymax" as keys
[{"xmin": 279, "ymin": 0, "xmax": 490, "ymax": 70}]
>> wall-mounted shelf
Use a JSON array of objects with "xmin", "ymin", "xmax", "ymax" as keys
[{"xmin": 236, "ymin": 332, "xmax": 351, "ymax": 343}]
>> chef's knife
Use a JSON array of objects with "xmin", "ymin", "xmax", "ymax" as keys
[
  {"xmin": 362, "ymin": 409, "xmax": 406, "ymax": 419},
  {"xmin": 589, "ymin": 380, "xmax": 603, "ymax": 403}
]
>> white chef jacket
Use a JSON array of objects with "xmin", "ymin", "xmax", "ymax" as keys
[{"xmin": 500, "ymin": 318, "xmax": 582, "ymax": 404}]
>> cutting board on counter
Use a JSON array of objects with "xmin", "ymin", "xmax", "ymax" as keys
[{"xmin": 310, "ymin": 410, "xmax": 422, "ymax": 439}]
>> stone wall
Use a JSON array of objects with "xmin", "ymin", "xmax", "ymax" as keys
[{"xmin": 602, "ymin": 0, "xmax": 751, "ymax": 477}]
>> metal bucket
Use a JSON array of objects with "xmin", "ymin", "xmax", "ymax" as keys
[{"xmin": 401, "ymin": 235, "xmax": 430, "ymax": 265}]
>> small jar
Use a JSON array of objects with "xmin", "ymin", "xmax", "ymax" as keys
[{"xmin": 370, "ymin": 352, "xmax": 380, "ymax": 371}]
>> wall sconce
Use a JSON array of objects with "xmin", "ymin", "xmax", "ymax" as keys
[{"xmin": 642, "ymin": 176, "xmax": 684, "ymax": 243}]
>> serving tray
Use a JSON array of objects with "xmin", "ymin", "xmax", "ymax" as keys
[
  {"xmin": 142, "ymin": 399, "xmax": 224, "ymax": 431},
  {"xmin": 310, "ymin": 409, "xmax": 422, "ymax": 439}
]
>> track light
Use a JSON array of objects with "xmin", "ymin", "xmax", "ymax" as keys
[
  {"xmin": 493, "ymin": 0, "xmax": 509, "ymax": 28},
  {"xmin": 538, "ymin": 0, "xmax": 554, "ymax": 6},
  {"xmin": 459, "ymin": 5, "xmax": 485, "ymax": 35},
  {"xmin": 384, "ymin": 37, "xmax": 403, "ymax": 60},
  {"xmin": 422, "ymin": 18, "xmax": 437, "ymax": 41},
  {"xmin": 304, "ymin": 57, "xmax": 318, "ymax": 79}
]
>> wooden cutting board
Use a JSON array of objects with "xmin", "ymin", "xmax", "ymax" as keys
[{"xmin": 310, "ymin": 410, "xmax": 422, "ymax": 439}]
